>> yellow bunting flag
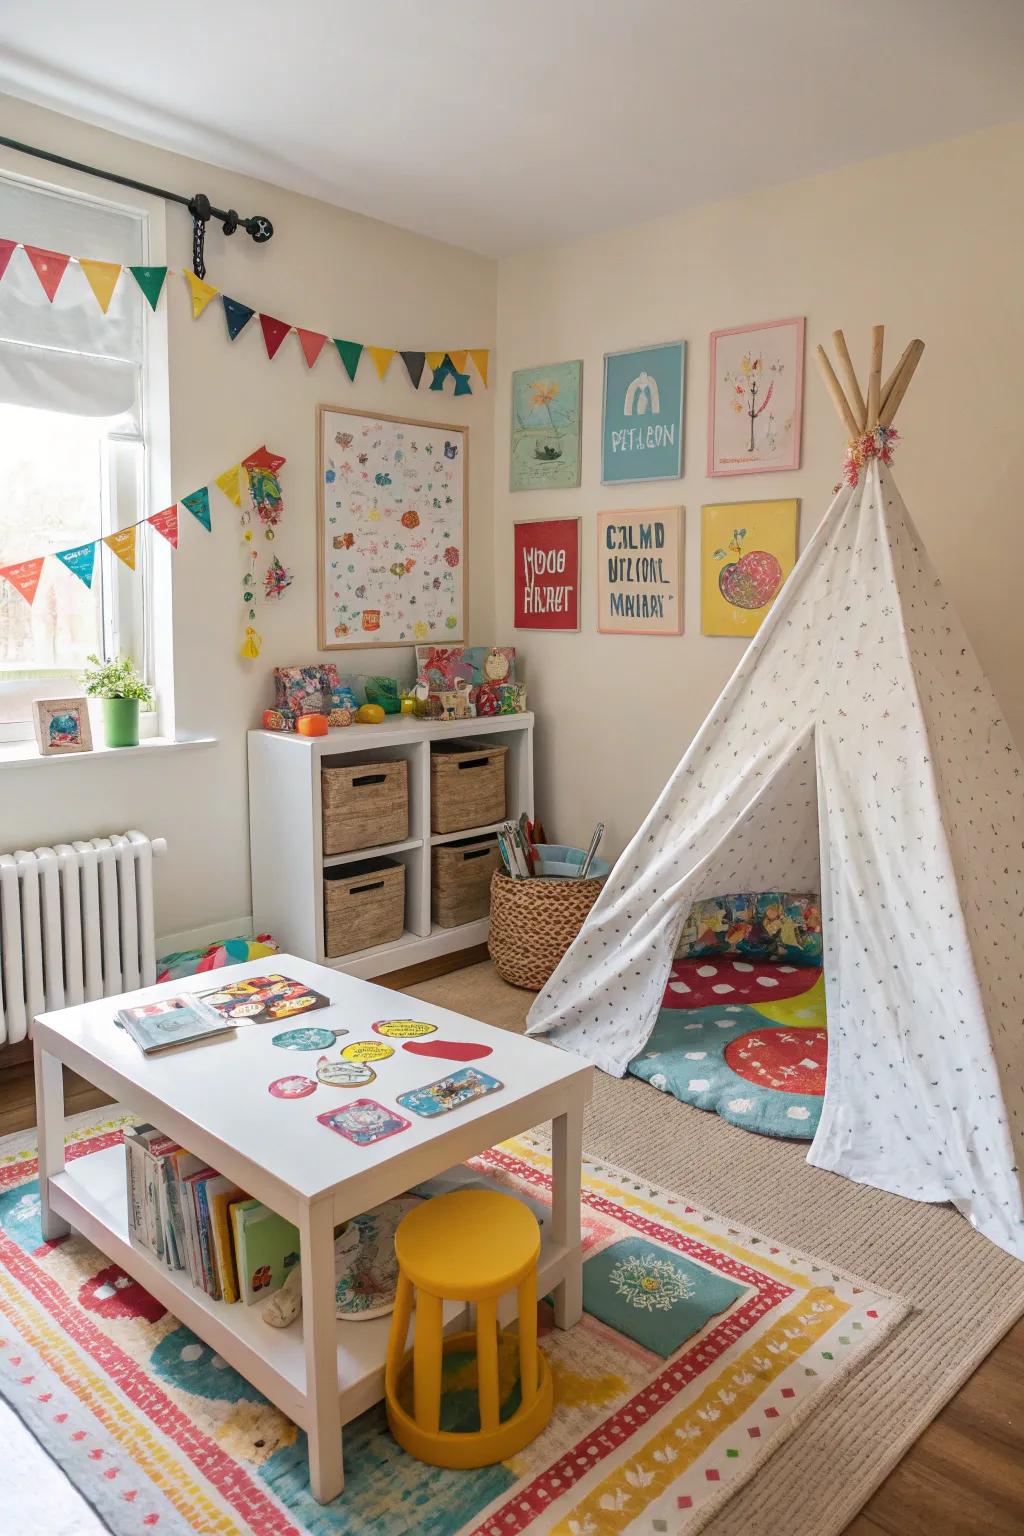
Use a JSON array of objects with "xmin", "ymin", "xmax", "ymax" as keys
[
  {"xmin": 184, "ymin": 269, "xmax": 219, "ymax": 319},
  {"xmin": 469, "ymin": 348, "xmax": 490, "ymax": 387},
  {"xmin": 367, "ymin": 346, "xmax": 394, "ymax": 381},
  {"xmin": 216, "ymin": 463, "xmax": 242, "ymax": 505},
  {"xmin": 448, "ymin": 350, "xmax": 468, "ymax": 374},
  {"xmin": 103, "ymin": 526, "xmax": 137, "ymax": 570},
  {"xmin": 79, "ymin": 259, "xmax": 122, "ymax": 315},
  {"xmin": 425, "ymin": 351, "xmax": 445, "ymax": 372}
]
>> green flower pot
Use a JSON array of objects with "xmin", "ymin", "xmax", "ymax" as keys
[{"xmin": 103, "ymin": 696, "xmax": 140, "ymax": 748}]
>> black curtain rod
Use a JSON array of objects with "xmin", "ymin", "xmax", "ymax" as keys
[{"xmin": 0, "ymin": 135, "xmax": 274, "ymax": 277}]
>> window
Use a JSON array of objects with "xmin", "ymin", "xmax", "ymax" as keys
[{"xmin": 0, "ymin": 172, "xmax": 166, "ymax": 740}]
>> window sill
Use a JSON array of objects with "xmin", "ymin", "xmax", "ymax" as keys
[{"xmin": 0, "ymin": 734, "xmax": 218, "ymax": 772}]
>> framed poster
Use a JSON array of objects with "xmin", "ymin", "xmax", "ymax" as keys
[
  {"xmin": 701, "ymin": 498, "xmax": 799, "ymax": 636},
  {"xmin": 597, "ymin": 507, "xmax": 683, "ymax": 636},
  {"xmin": 32, "ymin": 696, "xmax": 92, "ymax": 756},
  {"xmin": 510, "ymin": 359, "xmax": 582, "ymax": 492},
  {"xmin": 317, "ymin": 405, "xmax": 467, "ymax": 649},
  {"xmin": 707, "ymin": 317, "xmax": 804, "ymax": 477},
  {"xmin": 513, "ymin": 518, "xmax": 580, "ymax": 631},
  {"xmin": 602, "ymin": 341, "xmax": 686, "ymax": 484}
]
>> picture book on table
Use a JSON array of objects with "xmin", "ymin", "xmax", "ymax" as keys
[
  {"xmin": 116, "ymin": 996, "xmax": 233, "ymax": 1054},
  {"xmin": 198, "ymin": 974, "xmax": 331, "ymax": 1025}
]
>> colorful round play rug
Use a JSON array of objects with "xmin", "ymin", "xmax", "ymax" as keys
[{"xmin": 631, "ymin": 961, "xmax": 827, "ymax": 1140}]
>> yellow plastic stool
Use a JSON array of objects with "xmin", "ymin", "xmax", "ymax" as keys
[{"xmin": 384, "ymin": 1188, "xmax": 554, "ymax": 1468}]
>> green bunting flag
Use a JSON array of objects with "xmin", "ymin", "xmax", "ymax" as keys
[
  {"xmin": 129, "ymin": 266, "xmax": 168, "ymax": 312},
  {"xmin": 181, "ymin": 486, "xmax": 212, "ymax": 531},
  {"xmin": 56, "ymin": 541, "xmax": 97, "ymax": 588},
  {"xmin": 334, "ymin": 338, "xmax": 363, "ymax": 383}
]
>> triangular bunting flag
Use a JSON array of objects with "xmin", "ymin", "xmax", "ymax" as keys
[
  {"xmin": 181, "ymin": 486, "xmax": 212, "ymax": 531},
  {"xmin": 0, "ymin": 556, "xmax": 45, "ymax": 605},
  {"xmin": 424, "ymin": 351, "xmax": 446, "ymax": 372},
  {"xmin": 259, "ymin": 313, "xmax": 291, "ymax": 360},
  {"xmin": 184, "ymin": 269, "xmax": 218, "ymax": 319},
  {"xmin": 148, "ymin": 505, "xmax": 179, "ymax": 548},
  {"xmin": 24, "ymin": 245, "xmax": 71, "ymax": 302},
  {"xmin": 56, "ymin": 541, "xmax": 97, "ymax": 588},
  {"xmin": 334, "ymin": 339, "xmax": 363, "ymax": 382},
  {"xmin": 0, "ymin": 239, "xmax": 17, "ymax": 284},
  {"xmin": 129, "ymin": 265, "xmax": 168, "ymax": 311},
  {"xmin": 222, "ymin": 295, "xmax": 255, "ymax": 340},
  {"xmin": 400, "ymin": 351, "xmax": 426, "ymax": 389},
  {"xmin": 367, "ymin": 346, "xmax": 394, "ymax": 381},
  {"xmin": 469, "ymin": 348, "xmax": 490, "ymax": 387},
  {"xmin": 103, "ymin": 526, "xmax": 137, "ymax": 571},
  {"xmin": 296, "ymin": 327, "xmax": 328, "ymax": 369},
  {"xmin": 448, "ymin": 350, "xmax": 468, "ymax": 373},
  {"xmin": 79, "ymin": 258, "xmax": 122, "ymax": 315},
  {"xmin": 216, "ymin": 464, "xmax": 242, "ymax": 506},
  {"xmin": 242, "ymin": 446, "xmax": 287, "ymax": 473}
]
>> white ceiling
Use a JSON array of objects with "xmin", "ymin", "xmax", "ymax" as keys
[{"xmin": 1, "ymin": 0, "xmax": 1022, "ymax": 257}]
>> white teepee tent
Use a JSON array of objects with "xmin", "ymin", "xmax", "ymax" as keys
[{"xmin": 528, "ymin": 328, "xmax": 1024, "ymax": 1261}]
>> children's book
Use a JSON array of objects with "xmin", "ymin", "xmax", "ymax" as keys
[
  {"xmin": 231, "ymin": 1199, "xmax": 301, "ymax": 1305},
  {"xmin": 197, "ymin": 974, "xmax": 331, "ymax": 1027},
  {"xmin": 117, "ymin": 995, "xmax": 233, "ymax": 1054},
  {"xmin": 167, "ymin": 1149, "xmax": 207, "ymax": 1288},
  {"xmin": 186, "ymin": 1168, "xmax": 221, "ymax": 1296},
  {"xmin": 206, "ymin": 1176, "xmax": 248, "ymax": 1303}
]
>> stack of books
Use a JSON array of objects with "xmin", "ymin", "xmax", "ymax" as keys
[{"xmin": 123, "ymin": 1126, "xmax": 300, "ymax": 1306}]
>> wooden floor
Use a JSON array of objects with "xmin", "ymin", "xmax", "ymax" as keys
[{"xmin": 0, "ymin": 946, "xmax": 1020, "ymax": 1535}]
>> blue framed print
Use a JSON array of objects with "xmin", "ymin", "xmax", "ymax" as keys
[{"xmin": 602, "ymin": 341, "xmax": 686, "ymax": 484}]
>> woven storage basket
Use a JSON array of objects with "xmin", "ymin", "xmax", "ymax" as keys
[
  {"xmin": 324, "ymin": 857, "xmax": 404, "ymax": 957},
  {"xmin": 322, "ymin": 759, "xmax": 408, "ymax": 855},
  {"xmin": 488, "ymin": 869, "xmax": 604, "ymax": 990},
  {"xmin": 430, "ymin": 741, "xmax": 507, "ymax": 835},
  {"xmin": 432, "ymin": 834, "xmax": 500, "ymax": 928}
]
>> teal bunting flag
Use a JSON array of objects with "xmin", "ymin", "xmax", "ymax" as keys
[
  {"xmin": 430, "ymin": 355, "xmax": 473, "ymax": 396},
  {"xmin": 56, "ymin": 541, "xmax": 97, "ymax": 588},
  {"xmin": 222, "ymin": 296, "xmax": 255, "ymax": 340},
  {"xmin": 181, "ymin": 486, "xmax": 212, "ymax": 531},
  {"xmin": 334, "ymin": 338, "xmax": 363, "ymax": 382}
]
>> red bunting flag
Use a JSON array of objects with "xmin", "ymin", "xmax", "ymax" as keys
[
  {"xmin": 242, "ymin": 446, "xmax": 287, "ymax": 473},
  {"xmin": 24, "ymin": 245, "xmax": 71, "ymax": 302},
  {"xmin": 296, "ymin": 327, "xmax": 328, "ymax": 369},
  {"xmin": 259, "ymin": 313, "xmax": 290, "ymax": 360},
  {"xmin": 0, "ymin": 239, "xmax": 16, "ymax": 283},
  {"xmin": 0, "ymin": 556, "xmax": 45, "ymax": 605},
  {"xmin": 148, "ymin": 505, "xmax": 179, "ymax": 548}
]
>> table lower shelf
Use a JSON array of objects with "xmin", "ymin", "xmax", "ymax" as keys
[{"xmin": 49, "ymin": 1143, "xmax": 572, "ymax": 1429}]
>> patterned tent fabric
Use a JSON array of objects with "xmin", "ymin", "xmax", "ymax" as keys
[{"xmin": 527, "ymin": 460, "xmax": 1024, "ymax": 1261}]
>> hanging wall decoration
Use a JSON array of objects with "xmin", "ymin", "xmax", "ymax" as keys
[
  {"xmin": 317, "ymin": 405, "xmax": 467, "ymax": 649},
  {"xmin": 513, "ymin": 518, "xmax": 581, "ymax": 631},
  {"xmin": 510, "ymin": 359, "xmax": 583, "ymax": 491},
  {"xmin": 0, "ymin": 242, "xmax": 489, "ymax": 393},
  {"xmin": 701, "ymin": 498, "xmax": 799, "ymax": 636},
  {"xmin": 596, "ymin": 507, "xmax": 684, "ymax": 636},
  {"xmin": 602, "ymin": 341, "xmax": 686, "ymax": 484},
  {"xmin": 707, "ymin": 317, "xmax": 805, "ymax": 476}
]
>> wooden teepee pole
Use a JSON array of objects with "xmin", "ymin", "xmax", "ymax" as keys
[
  {"xmin": 814, "ymin": 344, "xmax": 860, "ymax": 438},
  {"xmin": 865, "ymin": 325, "xmax": 884, "ymax": 429},
  {"xmin": 880, "ymin": 340, "xmax": 916, "ymax": 415},
  {"xmin": 878, "ymin": 339, "xmax": 925, "ymax": 427},
  {"xmin": 831, "ymin": 329, "xmax": 866, "ymax": 430}
]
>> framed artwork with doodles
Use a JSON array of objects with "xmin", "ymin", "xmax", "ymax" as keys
[{"xmin": 317, "ymin": 405, "xmax": 468, "ymax": 649}]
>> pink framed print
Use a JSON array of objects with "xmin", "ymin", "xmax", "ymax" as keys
[{"xmin": 707, "ymin": 316, "xmax": 805, "ymax": 477}]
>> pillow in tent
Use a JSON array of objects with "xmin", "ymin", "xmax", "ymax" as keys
[
  {"xmin": 156, "ymin": 933, "xmax": 278, "ymax": 983},
  {"xmin": 675, "ymin": 892, "xmax": 822, "ymax": 966}
]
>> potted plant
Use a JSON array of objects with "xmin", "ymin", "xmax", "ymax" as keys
[{"xmin": 82, "ymin": 654, "xmax": 153, "ymax": 748}]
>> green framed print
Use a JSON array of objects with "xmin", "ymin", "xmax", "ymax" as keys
[
  {"xmin": 602, "ymin": 341, "xmax": 686, "ymax": 484},
  {"xmin": 510, "ymin": 359, "xmax": 582, "ymax": 492}
]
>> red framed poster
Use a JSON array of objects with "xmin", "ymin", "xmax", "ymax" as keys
[{"xmin": 513, "ymin": 518, "xmax": 581, "ymax": 631}]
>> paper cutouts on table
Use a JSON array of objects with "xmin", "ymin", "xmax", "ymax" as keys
[
  {"xmin": 317, "ymin": 1058, "xmax": 376, "ymax": 1088},
  {"xmin": 317, "ymin": 1101, "xmax": 411, "ymax": 1145},
  {"xmin": 372, "ymin": 1019, "xmax": 437, "ymax": 1038},
  {"xmin": 397, "ymin": 1067, "xmax": 503, "ymax": 1118},
  {"xmin": 271, "ymin": 1026, "xmax": 337, "ymax": 1052},
  {"xmin": 201, "ymin": 973, "xmax": 329, "ymax": 1025},
  {"xmin": 402, "ymin": 1039, "xmax": 494, "ymax": 1062},
  {"xmin": 341, "ymin": 1041, "xmax": 394, "ymax": 1063},
  {"xmin": 268, "ymin": 1075, "xmax": 317, "ymax": 1099}
]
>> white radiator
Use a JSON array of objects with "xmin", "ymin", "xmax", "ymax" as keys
[{"xmin": 0, "ymin": 832, "xmax": 167, "ymax": 1045}]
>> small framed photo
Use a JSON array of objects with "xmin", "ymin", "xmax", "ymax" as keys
[
  {"xmin": 707, "ymin": 316, "xmax": 805, "ymax": 477},
  {"xmin": 32, "ymin": 696, "xmax": 93, "ymax": 756}
]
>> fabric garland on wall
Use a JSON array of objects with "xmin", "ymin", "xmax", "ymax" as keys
[{"xmin": 0, "ymin": 241, "xmax": 489, "ymax": 393}]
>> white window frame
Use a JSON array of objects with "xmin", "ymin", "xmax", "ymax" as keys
[{"xmin": 0, "ymin": 166, "xmax": 172, "ymax": 744}]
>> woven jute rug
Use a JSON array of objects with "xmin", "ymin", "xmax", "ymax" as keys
[{"xmin": 402, "ymin": 962, "xmax": 1024, "ymax": 1536}]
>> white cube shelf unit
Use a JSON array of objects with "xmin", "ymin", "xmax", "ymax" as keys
[{"xmin": 248, "ymin": 713, "xmax": 534, "ymax": 977}]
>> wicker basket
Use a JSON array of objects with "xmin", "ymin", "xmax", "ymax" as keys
[
  {"xmin": 432, "ymin": 834, "xmax": 500, "ymax": 928},
  {"xmin": 488, "ymin": 869, "xmax": 604, "ymax": 990},
  {"xmin": 322, "ymin": 759, "xmax": 408, "ymax": 856},
  {"xmin": 430, "ymin": 741, "xmax": 507, "ymax": 834},
  {"xmin": 324, "ymin": 857, "xmax": 405, "ymax": 957}
]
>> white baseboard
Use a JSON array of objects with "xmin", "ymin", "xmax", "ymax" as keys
[{"xmin": 156, "ymin": 914, "xmax": 256, "ymax": 956}]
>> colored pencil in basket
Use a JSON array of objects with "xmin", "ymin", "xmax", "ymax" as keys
[{"xmin": 577, "ymin": 823, "xmax": 605, "ymax": 879}]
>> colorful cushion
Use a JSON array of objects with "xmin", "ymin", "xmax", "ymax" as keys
[
  {"xmin": 581, "ymin": 1236, "xmax": 746, "ymax": 1357},
  {"xmin": 676, "ymin": 892, "xmax": 822, "ymax": 965},
  {"xmin": 662, "ymin": 956, "xmax": 821, "ymax": 1011},
  {"xmin": 156, "ymin": 933, "xmax": 278, "ymax": 984}
]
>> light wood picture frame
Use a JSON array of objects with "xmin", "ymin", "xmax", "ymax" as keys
[
  {"xmin": 32, "ymin": 696, "xmax": 93, "ymax": 756},
  {"xmin": 317, "ymin": 404, "xmax": 468, "ymax": 650},
  {"xmin": 596, "ymin": 507, "xmax": 684, "ymax": 635}
]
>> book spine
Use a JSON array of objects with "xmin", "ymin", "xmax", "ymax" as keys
[
  {"xmin": 163, "ymin": 1162, "xmax": 185, "ymax": 1272},
  {"xmin": 232, "ymin": 1206, "xmax": 253, "ymax": 1306},
  {"xmin": 123, "ymin": 1131, "xmax": 145, "ymax": 1244},
  {"xmin": 195, "ymin": 1181, "xmax": 220, "ymax": 1301}
]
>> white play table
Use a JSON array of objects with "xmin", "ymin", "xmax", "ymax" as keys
[{"xmin": 33, "ymin": 955, "xmax": 592, "ymax": 1503}]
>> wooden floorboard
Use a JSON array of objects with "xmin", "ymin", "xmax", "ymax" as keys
[{"xmin": 0, "ymin": 951, "xmax": 1019, "ymax": 1532}]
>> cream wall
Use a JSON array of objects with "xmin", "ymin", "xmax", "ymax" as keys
[
  {"xmin": 0, "ymin": 95, "xmax": 496, "ymax": 941},
  {"xmin": 494, "ymin": 123, "xmax": 1024, "ymax": 860}
]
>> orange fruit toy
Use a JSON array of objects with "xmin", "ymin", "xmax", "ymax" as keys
[{"xmin": 297, "ymin": 713, "xmax": 329, "ymax": 737}]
